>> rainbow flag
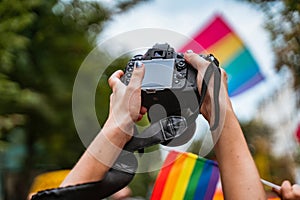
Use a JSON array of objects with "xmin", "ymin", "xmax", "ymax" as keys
[
  {"xmin": 179, "ymin": 14, "xmax": 264, "ymax": 96},
  {"xmin": 151, "ymin": 151, "xmax": 219, "ymax": 200}
]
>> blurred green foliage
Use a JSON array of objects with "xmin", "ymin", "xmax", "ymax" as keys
[{"xmin": 0, "ymin": 0, "xmax": 148, "ymax": 199}]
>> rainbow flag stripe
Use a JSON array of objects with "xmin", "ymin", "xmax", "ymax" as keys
[
  {"xmin": 151, "ymin": 151, "xmax": 219, "ymax": 200},
  {"xmin": 179, "ymin": 14, "xmax": 264, "ymax": 96}
]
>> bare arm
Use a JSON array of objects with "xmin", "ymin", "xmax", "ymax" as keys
[
  {"xmin": 61, "ymin": 63, "xmax": 145, "ymax": 186},
  {"xmin": 214, "ymin": 103, "xmax": 265, "ymax": 199},
  {"xmin": 185, "ymin": 52, "xmax": 266, "ymax": 199}
]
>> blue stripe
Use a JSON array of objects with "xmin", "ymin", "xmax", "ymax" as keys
[
  {"xmin": 193, "ymin": 162, "xmax": 213, "ymax": 200},
  {"xmin": 223, "ymin": 47, "xmax": 264, "ymax": 96}
]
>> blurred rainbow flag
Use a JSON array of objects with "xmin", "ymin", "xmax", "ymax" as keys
[
  {"xmin": 180, "ymin": 14, "xmax": 264, "ymax": 96},
  {"xmin": 151, "ymin": 151, "xmax": 219, "ymax": 200}
]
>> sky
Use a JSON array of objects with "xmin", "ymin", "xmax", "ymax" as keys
[{"xmin": 97, "ymin": 0, "xmax": 283, "ymax": 121}]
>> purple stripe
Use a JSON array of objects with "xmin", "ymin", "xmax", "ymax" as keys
[
  {"xmin": 193, "ymin": 160, "xmax": 219, "ymax": 200},
  {"xmin": 204, "ymin": 163, "xmax": 220, "ymax": 199},
  {"xmin": 230, "ymin": 73, "xmax": 265, "ymax": 96}
]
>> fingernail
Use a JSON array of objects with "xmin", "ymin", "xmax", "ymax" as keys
[
  {"xmin": 186, "ymin": 49, "xmax": 193, "ymax": 54},
  {"xmin": 135, "ymin": 61, "xmax": 143, "ymax": 68}
]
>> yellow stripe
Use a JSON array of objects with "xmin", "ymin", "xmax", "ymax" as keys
[
  {"xmin": 203, "ymin": 32, "xmax": 244, "ymax": 66},
  {"xmin": 161, "ymin": 153, "xmax": 187, "ymax": 200},
  {"xmin": 172, "ymin": 153, "xmax": 197, "ymax": 199}
]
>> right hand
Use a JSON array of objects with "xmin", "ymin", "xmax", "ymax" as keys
[{"xmin": 184, "ymin": 51, "xmax": 231, "ymax": 124}]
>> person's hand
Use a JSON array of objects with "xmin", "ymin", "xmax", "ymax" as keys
[
  {"xmin": 107, "ymin": 61, "xmax": 146, "ymax": 141},
  {"xmin": 184, "ymin": 51, "xmax": 231, "ymax": 124},
  {"xmin": 274, "ymin": 180, "xmax": 300, "ymax": 200}
]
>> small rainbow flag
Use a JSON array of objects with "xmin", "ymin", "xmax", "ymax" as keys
[
  {"xmin": 151, "ymin": 150, "xmax": 219, "ymax": 200},
  {"xmin": 179, "ymin": 14, "xmax": 264, "ymax": 96}
]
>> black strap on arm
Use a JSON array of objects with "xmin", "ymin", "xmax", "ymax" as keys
[{"xmin": 31, "ymin": 151, "xmax": 137, "ymax": 200}]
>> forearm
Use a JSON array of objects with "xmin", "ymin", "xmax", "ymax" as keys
[
  {"xmin": 214, "ymin": 108, "xmax": 266, "ymax": 199},
  {"xmin": 60, "ymin": 118, "xmax": 130, "ymax": 187},
  {"xmin": 60, "ymin": 67, "xmax": 144, "ymax": 187}
]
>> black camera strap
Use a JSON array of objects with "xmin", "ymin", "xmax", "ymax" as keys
[
  {"xmin": 198, "ymin": 56, "xmax": 221, "ymax": 131},
  {"xmin": 31, "ymin": 151, "xmax": 138, "ymax": 200}
]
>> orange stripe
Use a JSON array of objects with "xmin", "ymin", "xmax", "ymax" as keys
[
  {"xmin": 161, "ymin": 153, "xmax": 187, "ymax": 200},
  {"xmin": 150, "ymin": 151, "xmax": 179, "ymax": 199},
  {"xmin": 201, "ymin": 32, "xmax": 243, "ymax": 66}
]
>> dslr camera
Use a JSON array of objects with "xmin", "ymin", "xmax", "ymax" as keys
[{"xmin": 122, "ymin": 43, "xmax": 200, "ymax": 123}]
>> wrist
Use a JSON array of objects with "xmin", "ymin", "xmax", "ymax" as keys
[
  {"xmin": 105, "ymin": 116, "xmax": 134, "ymax": 143},
  {"xmin": 85, "ymin": 120, "xmax": 131, "ymax": 171}
]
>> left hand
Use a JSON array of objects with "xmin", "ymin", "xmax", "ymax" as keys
[{"xmin": 107, "ymin": 63, "xmax": 146, "ymax": 141}]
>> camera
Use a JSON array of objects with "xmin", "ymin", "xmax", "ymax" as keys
[{"xmin": 122, "ymin": 43, "xmax": 200, "ymax": 123}]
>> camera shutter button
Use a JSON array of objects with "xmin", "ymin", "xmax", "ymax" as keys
[{"xmin": 177, "ymin": 53, "xmax": 184, "ymax": 58}]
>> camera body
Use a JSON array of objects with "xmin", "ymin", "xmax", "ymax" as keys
[{"xmin": 122, "ymin": 43, "xmax": 200, "ymax": 122}]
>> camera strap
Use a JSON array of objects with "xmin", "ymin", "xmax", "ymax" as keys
[
  {"xmin": 31, "ymin": 151, "xmax": 138, "ymax": 200},
  {"xmin": 124, "ymin": 116, "xmax": 188, "ymax": 152},
  {"xmin": 198, "ymin": 57, "xmax": 221, "ymax": 131}
]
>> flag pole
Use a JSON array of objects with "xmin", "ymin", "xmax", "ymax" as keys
[{"xmin": 261, "ymin": 179, "xmax": 281, "ymax": 191}]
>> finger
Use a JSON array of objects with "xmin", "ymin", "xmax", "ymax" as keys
[
  {"xmin": 292, "ymin": 184, "xmax": 300, "ymax": 197},
  {"xmin": 140, "ymin": 106, "xmax": 147, "ymax": 115},
  {"xmin": 281, "ymin": 180, "xmax": 293, "ymax": 199},
  {"xmin": 108, "ymin": 70, "xmax": 124, "ymax": 90},
  {"xmin": 128, "ymin": 61, "xmax": 145, "ymax": 89},
  {"xmin": 137, "ymin": 113, "xmax": 144, "ymax": 121},
  {"xmin": 184, "ymin": 51, "xmax": 210, "ymax": 73}
]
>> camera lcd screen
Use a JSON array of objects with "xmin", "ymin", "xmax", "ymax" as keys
[{"xmin": 141, "ymin": 59, "xmax": 175, "ymax": 90}]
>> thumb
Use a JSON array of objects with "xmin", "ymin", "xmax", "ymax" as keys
[{"xmin": 128, "ymin": 61, "xmax": 145, "ymax": 89}]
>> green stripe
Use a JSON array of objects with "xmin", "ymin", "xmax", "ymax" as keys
[{"xmin": 183, "ymin": 159, "xmax": 205, "ymax": 200}]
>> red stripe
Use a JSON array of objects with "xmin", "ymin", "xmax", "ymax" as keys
[
  {"xmin": 150, "ymin": 151, "xmax": 179, "ymax": 199},
  {"xmin": 179, "ymin": 14, "xmax": 233, "ymax": 53}
]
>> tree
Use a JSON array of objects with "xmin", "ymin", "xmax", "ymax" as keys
[
  {"xmin": 247, "ymin": 0, "xmax": 300, "ymax": 104},
  {"xmin": 0, "ymin": 0, "xmax": 148, "ymax": 199}
]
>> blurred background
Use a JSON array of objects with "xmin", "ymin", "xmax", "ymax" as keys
[{"xmin": 0, "ymin": 0, "xmax": 299, "ymax": 199}]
